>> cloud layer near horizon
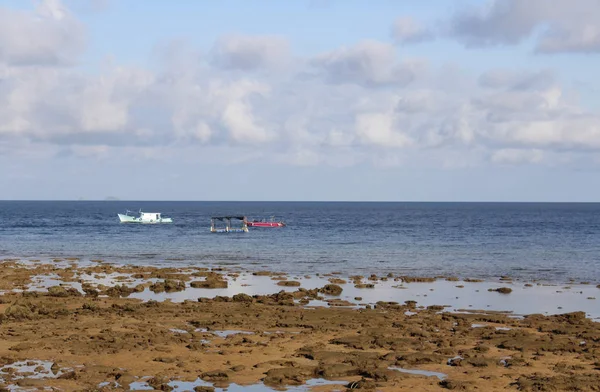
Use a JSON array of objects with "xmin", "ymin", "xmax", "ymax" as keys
[{"xmin": 1, "ymin": 0, "xmax": 599, "ymax": 172}]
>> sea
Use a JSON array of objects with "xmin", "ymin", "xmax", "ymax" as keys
[{"xmin": 1, "ymin": 201, "xmax": 599, "ymax": 283}]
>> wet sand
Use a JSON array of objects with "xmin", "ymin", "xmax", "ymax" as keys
[{"xmin": 1, "ymin": 258, "xmax": 599, "ymax": 391}]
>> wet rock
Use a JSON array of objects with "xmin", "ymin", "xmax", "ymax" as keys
[
  {"xmin": 57, "ymin": 370, "xmax": 77, "ymax": 380},
  {"xmin": 464, "ymin": 357, "xmax": 495, "ymax": 367},
  {"xmin": 211, "ymin": 296, "xmax": 232, "ymax": 302},
  {"xmin": 359, "ymin": 368, "xmax": 403, "ymax": 382},
  {"xmin": 474, "ymin": 344, "xmax": 491, "ymax": 353},
  {"xmin": 548, "ymin": 311, "xmax": 587, "ymax": 324},
  {"xmin": 252, "ymin": 271, "xmax": 273, "ymax": 276},
  {"xmin": 104, "ymin": 284, "xmax": 135, "ymax": 298},
  {"xmin": 277, "ymin": 280, "xmax": 301, "ymax": 287},
  {"xmin": 147, "ymin": 375, "xmax": 174, "ymax": 391},
  {"xmin": 150, "ymin": 279, "xmax": 186, "ymax": 293},
  {"xmin": 81, "ymin": 302, "xmax": 99, "ymax": 312},
  {"xmin": 81, "ymin": 283, "xmax": 99, "ymax": 297},
  {"xmin": 404, "ymin": 300, "xmax": 417, "ymax": 309},
  {"xmin": 164, "ymin": 279, "xmax": 187, "ymax": 292},
  {"xmin": 294, "ymin": 288, "xmax": 320, "ymax": 299},
  {"xmin": 350, "ymin": 275, "xmax": 364, "ymax": 283},
  {"xmin": 47, "ymin": 285, "xmax": 81, "ymax": 297},
  {"xmin": 553, "ymin": 362, "xmax": 585, "ymax": 373},
  {"xmin": 327, "ymin": 299, "xmax": 355, "ymax": 307},
  {"xmin": 395, "ymin": 353, "xmax": 446, "ymax": 365},
  {"xmin": 3, "ymin": 303, "xmax": 35, "ymax": 320},
  {"xmin": 346, "ymin": 378, "xmax": 377, "ymax": 390},
  {"xmin": 488, "ymin": 287, "xmax": 512, "ymax": 294},
  {"xmin": 439, "ymin": 379, "xmax": 473, "ymax": 390},
  {"xmin": 263, "ymin": 366, "xmax": 314, "ymax": 386},
  {"xmin": 186, "ymin": 342, "xmax": 206, "ymax": 351},
  {"xmin": 255, "ymin": 291, "xmax": 296, "ymax": 306},
  {"xmin": 328, "ymin": 278, "xmax": 347, "ymax": 284},
  {"xmin": 427, "ymin": 305, "xmax": 445, "ymax": 312},
  {"xmin": 514, "ymin": 373, "xmax": 600, "ymax": 392},
  {"xmin": 315, "ymin": 363, "xmax": 360, "ymax": 378},
  {"xmin": 154, "ymin": 357, "xmax": 177, "ymax": 363},
  {"xmin": 115, "ymin": 372, "xmax": 136, "ymax": 386},
  {"xmin": 232, "ymin": 293, "xmax": 254, "ymax": 303},
  {"xmin": 401, "ymin": 276, "xmax": 436, "ymax": 283},
  {"xmin": 194, "ymin": 387, "xmax": 215, "ymax": 392},
  {"xmin": 201, "ymin": 370, "xmax": 229, "ymax": 382},
  {"xmin": 230, "ymin": 365, "xmax": 246, "ymax": 372},
  {"xmin": 191, "ymin": 278, "xmax": 228, "ymax": 289},
  {"xmin": 330, "ymin": 336, "xmax": 373, "ymax": 350},
  {"xmin": 319, "ymin": 284, "xmax": 343, "ymax": 296},
  {"xmin": 354, "ymin": 284, "xmax": 375, "ymax": 289},
  {"xmin": 373, "ymin": 301, "xmax": 401, "ymax": 311},
  {"xmin": 15, "ymin": 379, "xmax": 49, "ymax": 388}
]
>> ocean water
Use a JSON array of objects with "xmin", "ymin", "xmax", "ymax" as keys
[{"xmin": 0, "ymin": 201, "xmax": 599, "ymax": 283}]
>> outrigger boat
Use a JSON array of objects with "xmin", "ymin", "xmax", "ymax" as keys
[
  {"xmin": 210, "ymin": 216, "xmax": 249, "ymax": 233},
  {"xmin": 247, "ymin": 216, "xmax": 286, "ymax": 228},
  {"xmin": 118, "ymin": 210, "xmax": 173, "ymax": 224}
]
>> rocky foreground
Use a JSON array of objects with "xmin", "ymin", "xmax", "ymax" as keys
[{"xmin": 0, "ymin": 260, "xmax": 599, "ymax": 391}]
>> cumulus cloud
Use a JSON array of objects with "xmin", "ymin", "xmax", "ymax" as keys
[
  {"xmin": 478, "ymin": 69, "xmax": 556, "ymax": 91},
  {"xmin": 537, "ymin": 23, "xmax": 600, "ymax": 54},
  {"xmin": 210, "ymin": 34, "xmax": 290, "ymax": 71},
  {"xmin": 392, "ymin": 17, "xmax": 434, "ymax": 44},
  {"xmin": 355, "ymin": 111, "xmax": 412, "ymax": 148},
  {"xmin": 0, "ymin": 0, "xmax": 85, "ymax": 66},
  {"xmin": 447, "ymin": 0, "xmax": 600, "ymax": 53},
  {"xmin": 2, "ymin": 0, "xmax": 600, "ymax": 171},
  {"xmin": 308, "ymin": 40, "xmax": 424, "ymax": 87}
]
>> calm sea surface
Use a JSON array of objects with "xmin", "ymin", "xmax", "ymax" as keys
[{"xmin": 1, "ymin": 201, "xmax": 599, "ymax": 283}]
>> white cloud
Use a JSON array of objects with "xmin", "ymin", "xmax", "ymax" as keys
[
  {"xmin": 1, "ymin": 0, "xmax": 600, "ymax": 172},
  {"xmin": 308, "ymin": 40, "xmax": 424, "ymax": 87},
  {"xmin": 0, "ymin": 0, "xmax": 85, "ymax": 66},
  {"xmin": 537, "ymin": 23, "xmax": 600, "ymax": 54},
  {"xmin": 447, "ymin": 0, "xmax": 600, "ymax": 53},
  {"xmin": 478, "ymin": 69, "xmax": 555, "ymax": 91},
  {"xmin": 392, "ymin": 17, "xmax": 434, "ymax": 44},
  {"xmin": 355, "ymin": 111, "xmax": 412, "ymax": 148},
  {"xmin": 210, "ymin": 34, "xmax": 290, "ymax": 71}
]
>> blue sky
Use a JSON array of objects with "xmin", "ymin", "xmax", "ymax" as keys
[{"xmin": 1, "ymin": 0, "xmax": 600, "ymax": 201}]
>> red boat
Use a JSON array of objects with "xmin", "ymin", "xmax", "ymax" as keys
[{"xmin": 247, "ymin": 216, "xmax": 286, "ymax": 228}]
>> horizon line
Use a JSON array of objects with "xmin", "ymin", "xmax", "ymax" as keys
[{"xmin": 1, "ymin": 199, "xmax": 600, "ymax": 204}]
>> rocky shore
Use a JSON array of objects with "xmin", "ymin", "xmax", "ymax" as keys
[{"xmin": 1, "ymin": 258, "xmax": 599, "ymax": 391}]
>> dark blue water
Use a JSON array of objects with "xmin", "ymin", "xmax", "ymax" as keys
[{"xmin": 1, "ymin": 201, "xmax": 599, "ymax": 282}]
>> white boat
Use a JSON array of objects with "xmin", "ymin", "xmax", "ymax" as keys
[{"xmin": 118, "ymin": 210, "xmax": 173, "ymax": 224}]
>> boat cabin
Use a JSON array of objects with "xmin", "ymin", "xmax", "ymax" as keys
[
  {"xmin": 118, "ymin": 209, "xmax": 173, "ymax": 224},
  {"xmin": 141, "ymin": 212, "xmax": 162, "ymax": 222},
  {"xmin": 210, "ymin": 216, "xmax": 249, "ymax": 233}
]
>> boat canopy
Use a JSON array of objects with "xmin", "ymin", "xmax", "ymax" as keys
[{"xmin": 211, "ymin": 216, "xmax": 246, "ymax": 221}]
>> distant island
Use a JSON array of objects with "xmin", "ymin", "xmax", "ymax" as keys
[{"xmin": 104, "ymin": 196, "xmax": 120, "ymax": 201}]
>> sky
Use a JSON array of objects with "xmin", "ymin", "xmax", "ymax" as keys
[{"xmin": 1, "ymin": 0, "xmax": 600, "ymax": 201}]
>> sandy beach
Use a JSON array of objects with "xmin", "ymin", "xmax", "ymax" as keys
[{"xmin": 1, "ymin": 258, "xmax": 599, "ymax": 391}]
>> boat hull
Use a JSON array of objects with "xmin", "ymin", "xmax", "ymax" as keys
[
  {"xmin": 210, "ymin": 227, "xmax": 249, "ymax": 233},
  {"xmin": 118, "ymin": 214, "xmax": 173, "ymax": 224},
  {"xmin": 247, "ymin": 222, "xmax": 285, "ymax": 227}
]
